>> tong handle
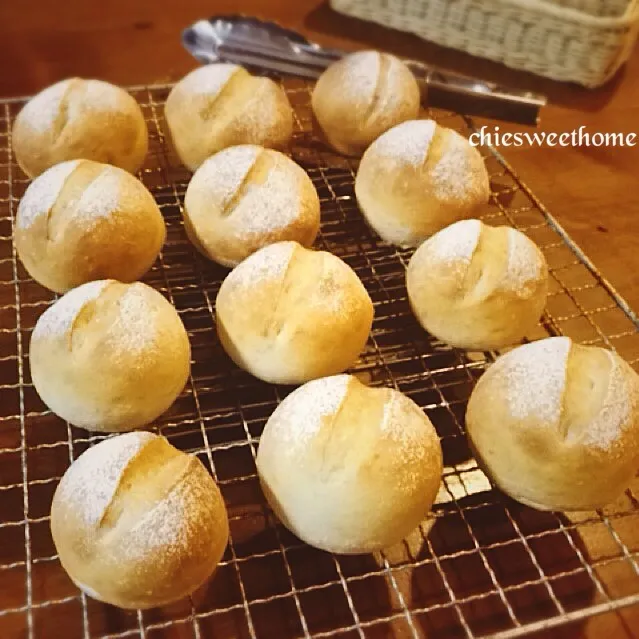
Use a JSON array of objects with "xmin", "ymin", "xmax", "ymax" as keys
[{"xmin": 183, "ymin": 18, "xmax": 546, "ymax": 125}]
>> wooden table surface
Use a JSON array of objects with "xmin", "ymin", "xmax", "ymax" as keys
[{"xmin": 1, "ymin": 2, "xmax": 638, "ymax": 638}]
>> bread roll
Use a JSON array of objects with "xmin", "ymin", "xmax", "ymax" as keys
[
  {"xmin": 466, "ymin": 337, "xmax": 639, "ymax": 511},
  {"xmin": 407, "ymin": 219, "xmax": 548, "ymax": 350},
  {"xmin": 13, "ymin": 78, "xmax": 148, "ymax": 178},
  {"xmin": 216, "ymin": 242, "xmax": 373, "ymax": 384},
  {"xmin": 51, "ymin": 432, "xmax": 229, "ymax": 609},
  {"xmin": 30, "ymin": 280, "xmax": 190, "ymax": 432},
  {"xmin": 184, "ymin": 145, "xmax": 320, "ymax": 267},
  {"xmin": 165, "ymin": 64, "xmax": 293, "ymax": 171},
  {"xmin": 312, "ymin": 50, "xmax": 420, "ymax": 156},
  {"xmin": 14, "ymin": 160, "xmax": 165, "ymax": 294},
  {"xmin": 257, "ymin": 374, "xmax": 443, "ymax": 553},
  {"xmin": 355, "ymin": 120, "xmax": 490, "ymax": 247}
]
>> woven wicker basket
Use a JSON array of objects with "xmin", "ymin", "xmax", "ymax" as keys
[{"xmin": 330, "ymin": 0, "xmax": 639, "ymax": 86}]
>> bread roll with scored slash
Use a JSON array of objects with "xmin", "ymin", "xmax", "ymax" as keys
[
  {"xmin": 466, "ymin": 337, "xmax": 639, "ymax": 511},
  {"xmin": 165, "ymin": 64, "xmax": 293, "ymax": 171},
  {"xmin": 30, "ymin": 280, "xmax": 190, "ymax": 432},
  {"xmin": 184, "ymin": 145, "xmax": 320, "ymax": 267},
  {"xmin": 257, "ymin": 374, "xmax": 443, "ymax": 554},
  {"xmin": 355, "ymin": 119, "xmax": 490, "ymax": 247},
  {"xmin": 215, "ymin": 241, "xmax": 374, "ymax": 385},
  {"xmin": 406, "ymin": 219, "xmax": 549, "ymax": 350},
  {"xmin": 51, "ymin": 432, "xmax": 229, "ymax": 609},
  {"xmin": 13, "ymin": 78, "xmax": 148, "ymax": 178},
  {"xmin": 14, "ymin": 159, "xmax": 165, "ymax": 294},
  {"xmin": 312, "ymin": 50, "xmax": 421, "ymax": 156}
]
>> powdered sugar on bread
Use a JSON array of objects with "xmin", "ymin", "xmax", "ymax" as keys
[
  {"xmin": 17, "ymin": 160, "xmax": 81, "ymax": 229},
  {"xmin": 193, "ymin": 146, "xmax": 307, "ymax": 239},
  {"xmin": 73, "ymin": 166, "xmax": 124, "ymax": 224},
  {"xmin": 266, "ymin": 375, "xmax": 351, "ymax": 446},
  {"xmin": 108, "ymin": 283, "xmax": 160, "ymax": 353},
  {"xmin": 81, "ymin": 79, "xmax": 133, "ymax": 111},
  {"xmin": 119, "ymin": 457, "xmax": 221, "ymax": 560},
  {"xmin": 498, "ymin": 337, "xmax": 571, "ymax": 425},
  {"xmin": 197, "ymin": 145, "xmax": 261, "ymax": 209},
  {"xmin": 581, "ymin": 350, "xmax": 637, "ymax": 450},
  {"xmin": 425, "ymin": 219, "xmax": 482, "ymax": 265},
  {"xmin": 505, "ymin": 228, "xmax": 546, "ymax": 295},
  {"xmin": 334, "ymin": 50, "xmax": 379, "ymax": 106},
  {"xmin": 371, "ymin": 119, "xmax": 437, "ymax": 166},
  {"xmin": 231, "ymin": 162, "xmax": 304, "ymax": 237},
  {"xmin": 15, "ymin": 79, "xmax": 72, "ymax": 134},
  {"xmin": 430, "ymin": 129, "xmax": 488, "ymax": 203},
  {"xmin": 32, "ymin": 281, "xmax": 163, "ymax": 355},
  {"xmin": 55, "ymin": 431, "xmax": 155, "ymax": 527},
  {"xmin": 488, "ymin": 337, "xmax": 636, "ymax": 452},
  {"xmin": 227, "ymin": 241, "xmax": 296, "ymax": 289},
  {"xmin": 32, "ymin": 280, "xmax": 110, "ymax": 340},
  {"xmin": 175, "ymin": 64, "xmax": 240, "ymax": 98},
  {"xmin": 52, "ymin": 433, "xmax": 228, "ymax": 608}
]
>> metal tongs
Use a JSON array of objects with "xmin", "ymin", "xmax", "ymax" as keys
[{"xmin": 182, "ymin": 16, "xmax": 546, "ymax": 126}]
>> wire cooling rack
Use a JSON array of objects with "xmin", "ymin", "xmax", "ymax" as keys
[{"xmin": 1, "ymin": 78, "xmax": 639, "ymax": 639}]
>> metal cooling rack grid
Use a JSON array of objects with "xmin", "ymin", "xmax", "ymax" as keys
[{"xmin": 0, "ymin": 78, "xmax": 638, "ymax": 639}]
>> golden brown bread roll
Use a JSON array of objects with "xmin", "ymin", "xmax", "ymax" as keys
[
  {"xmin": 312, "ymin": 50, "xmax": 420, "ymax": 156},
  {"xmin": 184, "ymin": 145, "xmax": 320, "ymax": 267},
  {"xmin": 355, "ymin": 120, "xmax": 490, "ymax": 247},
  {"xmin": 406, "ymin": 219, "xmax": 549, "ymax": 350},
  {"xmin": 466, "ymin": 337, "xmax": 639, "ymax": 511},
  {"xmin": 257, "ymin": 374, "xmax": 443, "ymax": 553},
  {"xmin": 30, "ymin": 280, "xmax": 190, "ymax": 432},
  {"xmin": 51, "ymin": 432, "xmax": 229, "ymax": 609},
  {"xmin": 165, "ymin": 64, "xmax": 293, "ymax": 171},
  {"xmin": 13, "ymin": 78, "xmax": 148, "ymax": 178},
  {"xmin": 14, "ymin": 160, "xmax": 165, "ymax": 294},
  {"xmin": 216, "ymin": 242, "xmax": 374, "ymax": 384}
]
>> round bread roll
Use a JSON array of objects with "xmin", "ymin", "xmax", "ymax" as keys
[
  {"xmin": 406, "ymin": 219, "xmax": 549, "ymax": 350},
  {"xmin": 30, "ymin": 280, "xmax": 190, "ymax": 432},
  {"xmin": 312, "ymin": 50, "xmax": 420, "ymax": 156},
  {"xmin": 257, "ymin": 374, "xmax": 443, "ymax": 553},
  {"xmin": 51, "ymin": 431, "xmax": 229, "ymax": 609},
  {"xmin": 184, "ymin": 145, "xmax": 320, "ymax": 267},
  {"xmin": 466, "ymin": 337, "xmax": 639, "ymax": 511},
  {"xmin": 216, "ymin": 242, "xmax": 374, "ymax": 384},
  {"xmin": 13, "ymin": 78, "xmax": 148, "ymax": 178},
  {"xmin": 165, "ymin": 64, "xmax": 293, "ymax": 171},
  {"xmin": 14, "ymin": 160, "xmax": 165, "ymax": 294},
  {"xmin": 355, "ymin": 120, "xmax": 490, "ymax": 247}
]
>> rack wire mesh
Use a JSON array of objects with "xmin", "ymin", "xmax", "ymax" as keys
[{"xmin": 0, "ymin": 78, "xmax": 639, "ymax": 639}]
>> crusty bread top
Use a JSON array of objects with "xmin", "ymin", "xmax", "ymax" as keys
[
  {"xmin": 470, "ymin": 337, "xmax": 639, "ymax": 452},
  {"xmin": 257, "ymin": 374, "xmax": 443, "ymax": 552},
  {"xmin": 165, "ymin": 65, "xmax": 293, "ymax": 170},
  {"xmin": 13, "ymin": 78, "xmax": 148, "ymax": 177},
  {"xmin": 184, "ymin": 145, "xmax": 320, "ymax": 266},
  {"xmin": 311, "ymin": 50, "xmax": 420, "ymax": 156},
  {"xmin": 408, "ymin": 219, "xmax": 548, "ymax": 302},
  {"xmin": 16, "ymin": 160, "xmax": 159, "ymax": 232},
  {"xmin": 51, "ymin": 432, "xmax": 229, "ymax": 608}
]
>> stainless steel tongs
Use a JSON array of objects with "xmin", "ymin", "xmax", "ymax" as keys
[{"xmin": 182, "ymin": 15, "xmax": 546, "ymax": 125}]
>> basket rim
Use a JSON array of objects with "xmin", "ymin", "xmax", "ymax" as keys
[
  {"xmin": 332, "ymin": 0, "xmax": 639, "ymax": 27},
  {"xmin": 507, "ymin": 0, "xmax": 639, "ymax": 26}
]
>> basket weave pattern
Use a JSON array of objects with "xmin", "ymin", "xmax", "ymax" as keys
[{"xmin": 331, "ymin": 0, "xmax": 639, "ymax": 86}]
